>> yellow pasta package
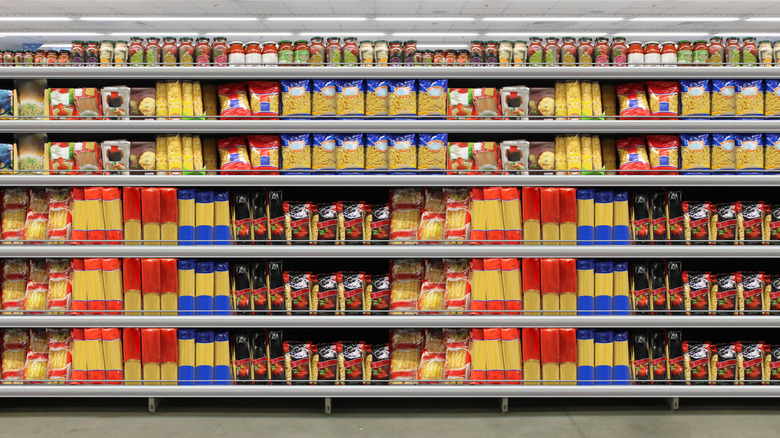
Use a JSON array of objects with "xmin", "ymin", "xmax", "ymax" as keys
[
  {"xmin": 155, "ymin": 81, "xmax": 168, "ymax": 118},
  {"xmin": 565, "ymin": 134, "xmax": 582, "ymax": 173},
  {"xmin": 712, "ymin": 80, "xmax": 736, "ymax": 116},
  {"xmin": 365, "ymin": 133, "xmax": 389, "ymax": 171},
  {"xmin": 311, "ymin": 133, "xmax": 336, "ymax": 171},
  {"xmin": 336, "ymin": 134, "xmax": 365, "ymax": 172},
  {"xmin": 201, "ymin": 137, "xmax": 218, "ymax": 173},
  {"xmin": 601, "ymin": 84, "xmax": 617, "ymax": 117},
  {"xmin": 580, "ymin": 80, "xmax": 593, "ymax": 117},
  {"xmin": 389, "ymin": 329, "xmax": 423, "ymax": 383},
  {"xmin": 591, "ymin": 135, "xmax": 603, "ymax": 170},
  {"xmin": 601, "ymin": 137, "xmax": 618, "ymax": 173},
  {"xmin": 366, "ymin": 80, "xmax": 389, "ymax": 116},
  {"xmin": 191, "ymin": 81, "xmax": 204, "ymax": 118},
  {"xmin": 388, "ymin": 80, "xmax": 417, "ymax": 116},
  {"xmin": 566, "ymin": 80, "xmax": 582, "ymax": 118},
  {"xmin": 181, "ymin": 80, "xmax": 194, "ymax": 117},
  {"xmin": 580, "ymin": 134, "xmax": 593, "ymax": 171},
  {"xmin": 712, "ymin": 134, "xmax": 737, "ymax": 171},
  {"xmin": 766, "ymin": 134, "xmax": 780, "ymax": 171},
  {"xmin": 166, "ymin": 80, "xmax": 183, "ymax": 118},
  {"xmin": 554, "ymin": 81, "xmax": 567, "ymax": 118},
  {"xmin": 336, "ymin": 80, "xmax": 365, "ymax": 116},
  {"xmin": 554, "ymin": 135, "xmax": 567, "ymax": 173},
  {"xmin": 417, "ymin": 80, "xmax": 447, "ymax": 116},
  {"xmin": 311, "ymin": 80, "xmax": 336, "ymax": 116},
  {"xmin": 765, "ymin": 80, "xmax": 780, "ymax": 116},
  {"xmin": 388, "ymin": 133, "xmax": 417, "ymax": 171},
  {"xmin": 166, "ymin": 134, "xmax": 183, "ymax": 175},
  {"xmin": 591, "ymin": 81, "xmax": 603, "ymax": 117},
  {"xmin": 281, "ymin": 80, "xmax": 312, "ymax": 117},
  {"xmin": 680, "ymin": 133, "xmax": 711, "ymax": 173},
  {"xmin": 202, "ymin": 84, "xmax": 218, "ymax": 117},
  {"xmin": 735, "ymin": 134, "xmax": 764, "ymax": 173},
  {"xmin": 417, "ymin": 134, "xmax": 447, "ymax": 171},
  {"xmin": 181, "ymin": 134, "xmax": 194, "ymax": 172},
  {"xmin": 680, "ymin": 80, "xmax": 711, "ymax": 118},
  {"xmin": 389, "ymin": 189, "xmax": 423, "ymax": 244},
  {"xmin": 736, "ymin": 80, "xmax": 764, "ymax": 117},
  {"xmin": 281, "ymin": 134, "xmax": 311, "ymax": 172}
]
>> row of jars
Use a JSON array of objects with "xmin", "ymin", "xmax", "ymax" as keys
[{"xmin": 2, "ymin": 36, "xmax": 780, "ymax": 66}]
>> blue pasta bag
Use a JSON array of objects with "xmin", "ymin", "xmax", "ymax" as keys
[
  {"xmin": 336, "ymin": 80, "xmax": 365, "ymax": 116},
  {"xmin": 679, "ymin": 133, "xmax": 710, "ymax": 175},
  {"xmin": 365, "ymin": 133, "xmax": 389, "ymax": 172},
  {"xmin": 388, "ymin": 133, "xmax": 417, "ymax": 171},
  {"xmin": 680, "ymin": 80, "xmax": 711, "ymax": 118},
  {"xmin": 711, "ymin": 133, "xmax": 736, "ymax": 173},
  {"xmin": 280, "ymin": 80, "xmax": 312, "ymax": 117},
  {"xmin": 766, "ymin": 79, "xmax": 780, "ymax": 116},
  {"xmin": 311, "ymin": 79, "xmax": 336, "ymax": 116},
  {"xmin": 765, "ymin": 133, "xmax": 780, "ymax": 172},
  {"xmin": 280, "ymin": 133, "xmax": 312, "ymax": 174},
  {"xmin": 336, "ymin": 133, "xmax": 365, "ymax": 173},
  {"xmin": 387, "ymin": 79, "xmax": 417, "ymax": 117},
  {"xmin": 417, "ymin": 133, "xmax": 447, "ymax": 173},
  {"xmin": 311, "ymin": 133, "xmax": 336, "ymax": 172},
  {"xmin": 417, "ymin": 79, "xmax": 448, "ymax": 116},
  {"xmin": 0, "ymin": 90, "xmax": 12, "ymax": 117},
  {"xmin": 0, "ymin": 143, "xmax": 12, "ymax": 171},
  {"xmin": 735, "ymin": 79, "xmax": 764, "ymax": 118},
  {"xmin": 365, "ymin": 80, "xmax": 389, "ymax": 116},
  {"xmin": 711, "ymin": 80, "xmax": 736, "ymax": 116},
  {"xmin": 735, "ymin": 133, "xmax": 764, "ymax": 174}
]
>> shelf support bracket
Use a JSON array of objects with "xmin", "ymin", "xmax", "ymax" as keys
[
  {"xmin": 500, "ymin": 397, "xmax": 509, "ymax": 414},
  {"xmin": 324, "ymin": 397, "xmax": 332, "ymax": 415},
  {"xmin": 667, "ymin": 397, "xmax": 679, "ymax": 411},
  {"xmin": 148, "ymin": 397, "xmax": 160, "ymax": 414}
]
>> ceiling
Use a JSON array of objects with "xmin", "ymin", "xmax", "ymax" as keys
[{"xmin": 4, "ymin": 0, "xmax": 780, "ymax": 49}]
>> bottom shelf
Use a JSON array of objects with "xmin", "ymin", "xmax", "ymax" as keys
[{"xmin": 0, "ymin": 385, "xmax": 777, "ymax": 398}]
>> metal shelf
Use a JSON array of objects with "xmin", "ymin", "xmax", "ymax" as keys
[
  {"xmin": 0, "ymin": 245, "xmax": 777, "ymax": 258},
  {"xmin": 2, "ymin": 119, "xmax": 780, "ymax": 134},
  {"xmin": 3, "ymin": 174, "xmax": 780, "ymax": 188},
  {"xmin": 0, "ymin": 385, "xmax": 775, "ymax": 398},
  {"xmin": 3, "ymin": 66, "xmax": 780, "ymax": 80},
  {"xmin": 1, "ymin": 315, "xmax": 777, "ymax": 329}
]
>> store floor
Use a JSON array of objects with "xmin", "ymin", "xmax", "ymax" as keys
[{"xmin": 2, "ymin": 398, "xmax": 780, "ymax": 438}]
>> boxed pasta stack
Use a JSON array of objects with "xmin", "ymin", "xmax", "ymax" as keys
[
  {"xmin": 553, "ymin": 80, "xmax": 605, "ymax": 120},
  {"xmin": 156, "ymin": 80, "xmax": 205, "ymax": 120}
]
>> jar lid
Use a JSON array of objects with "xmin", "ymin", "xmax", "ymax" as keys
[
  {"xmin": 116, "ymin": 40, "xmax": 128, "ymax": 44},
  {"xmin": 246, "ymin": 41, "xmax": 260, "ymax": 45},
  {"xmin": 359, "ymin": 40, "xmax": 372, "ymax": 44},
  {"xmin": 100, "ymin": 39, "xmax": 113, "ymax": 43},
  {"xmin": 644, "ymin": 41, "xmax": 659, "ymax": 45},
  {"xmin": 59, "ymin": 49, "xmax": 70, "ymax": 53},
  {"xmin": 261, "ymin": 41, "xmax": 277, "ymax": 45},
  {"xmin": 660, "ymin": 41, "xmax": 676, "ymax": 45},
  {"xmin": 294, "ymin": 39, "xmax": 308, "ymax": 44},
  {"xmin": 309, "ymin": 36, "xmax": 323, "ymax": 40},
  {"xmin": 678, "ymin": 40, "xmax": 692, "ymax": 44},
  {"xmin": 500, "ymin": 40, "xmax": 512, "ymax": 44},
  {"xmin": 628, "ymin": 41, "xmax": 642, "ymax": 45},
  {"xmin": 229, "ymin": 41, "xmax": 243, "ymax": 45},
  {"xmin": 693, "ymin": 40, "xmax": 707, "ymax": 44},
  {"xmin": 515, "ymin": 40, "xmax": 527, "ymax": 44},
  {"xmin": 279, "ymin": 40, "xmax": 293, "ymax": 44}
]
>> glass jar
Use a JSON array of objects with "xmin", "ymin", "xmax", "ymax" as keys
[
  {"xmin": 13, "ymin": 51, "xmax": 23, "ymax": 65},
  {"xmin": 58, "ymin": 50, "xmax": 70, "ymax": 66},
  {"xmin": 403, "ymin": 40, "xmax": 417, "ymax": 66},
  {"xmin": 309, "ymin": 37, "xmax": 325, "ymax": 65},
  {"xmin": 261, "ymin": 42, "xmax": 278, "ymax": 66},
  {"xmin": 46, "ymin": 51, "xmax": 58, "ymax": 65},
  {"xmin": 445, "ymin": 49, "xmax": 457, "ymax": 65},
  {"xmin": 742, "ymin": 37, "xmax": 758, "ymax": 66},
  {"xmin": 528, "ymin": 37, "xmax": 543, "ymax": 65},
  {"xmin": 162, "ymin": 37, "xmax": 178, "ymax": 65},
  {"xmin": 3, "ymin": 51, "xmax": 13, "ymax": 66},
  {"xmin": 457, "ymin": 49, "xmax": 469, "ymax": 65},
  {"xmin": 543, "ymin": 37, "xmax": 559, "ymax": 66},
  {"xmin": 484, "ymin": 40, "xmax": 498, "ymax": 65},
  {"xmin": 31, "ymin": 50, "xmax": 41, "ymax": 65},
  {"xmin": 229, "ymin": 41, "xmax": 246, "ymax": 66},
  {"xmin": 114, "ymin": 41, "xmax": 128, "ymax": 65},
  {"xmin": 644, "ymin": 41, "xmax": 660, "ymax": 65},
  {"xmin": 195, "ymin": 37, "xmax": 211, "ymax": 66},
  {"xmin": 71, "ymin": 41, "xmax": 85, "ymax": 65},
  {"xmin": 577, "ymin": 37, "xmax": 594, "ymax": 65},
  {"xmin": 178, "ymin": 37, "xmax": 194, "ymax": 65},
  {"xmin": 708, "ymin": 37, "xmax": 724, "ymax": 65},
  {"xmin": 759, "ymin": 40, "xmax": 773, "ymax": 65},
  {"xmin": 775, "ymin": 41, "xmax": 780, "ymax": 66},
  {"xmin": 278, "ymin": 40, "xmax": 293, "ymax": 65},
  {"xmin": 433, "ymin": 50, "xmax": 445, "ymax": 65},
  {"xmin": 611, "ymin": 37, "xmax": 627, "ymax": 66},
  {"xmin": 342, "ymin": 37, "xmax": 358, "ymax": 66},
  {"xmin": 245, "ymin": 41, "xmax": 262, "ymax": 65},
  {"xmin": 326, "ymin": 37, "xmax": 341, "ymax": 65},
  {"xmin": 212, "ymin": 37, "xmax": 229, "ymax": 66},
  {"xmin": 359, "ymin": 40, "xmax": 374, "ymax": 66},
  {"xmin": 145, "ymin": 37, "xmax": 161, "ymax": 65},
  {"xmin": 677, "ymin": 40, "xmax": 693, "ymax": 65},
  {"xmin": 470, "ymin": 40, "xmax": 484, "ymax": 65},
  {"xmin": 660, "ymin": 41, "xmax": 677, "ymax": 66},
  {"xmin": 374, "ymin": 40, "xmax": 389, "ymax": 66},
  {"xmin": 128, "ymin": 37, "xmax": 144, "ymax": 66},
  {"xmin": 692, "ymin": 40, "xmax": 709, "ymax": 64},
  {"xmin": 725, "ymin": 37, "xmax": 741, "ymax": 66},
  {"xmin": 414, "ymin": 50, "xmax": 423, "ymax": 65},
  {"xmin": 560, "ymin": 37, "xmax": 577, "ymax": 65},
  {"xmin": 422, "ymin": 50, "xmax": 433, "ymax": 66},
  {"xmin": 388, "ymin": 40, "xmax": 402, "ymax": 65},
  {"xmin": 85, "ymin": 41, "xmax": 99, "ymax": 65},
  {"xmin": 498, "ymin": 40, "xmax": 512, "ymax": 65},
  {"xmin": 512, "ymin": 41, "xmax": 527, "ymax": 66},
  {"xmin": 594, "ymin": 37, "xmax": 610, "ymax": 66},
  {"xmin": 99, "ymin": 40, "xmax": 113, "ymax": 66}
]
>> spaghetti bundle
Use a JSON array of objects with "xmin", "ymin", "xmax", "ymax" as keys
[
  {"xmin": 612, "ymin": 331, "xmax": 630, "ymax": 385},
  {"xmin": 195, "ymin": 191, "xmax": 215, "ymax": 244},
  {"xmin": 559, "ymin": 328, "xmax": 577, "ymax": 385},
  {"xmin": 594, "ymin": 190, "xmax": 613, "ymax": 245},
  {"xmin": 469, "ymin": 188, "xmax": 486, "ymax": 243},
  {"xmin": 177, "ymin": 189, "xmax": 195, "ymax": 245},
  {"xmin": 160, "ymin": 328, "xmax": 178, "ymax": 385},
  {"xmin": 594, "ymin": 261, "xmax": 614, "ymax": 315},
  {"xmin": 559, "ymin": 188, "xmax": 577, "ymax": 245},
  {"xmin": 576, "ymin": 189, "xmax": 595, "ymax": 244},
  {"xmin": 141, "ymin": 258, "xmax": 161, "ymax": 315},
  {"xmin": 612, "ymin": 261, "xmax": 630, "ymax": 315},
  {"xmin": 576, "ymin": 259, "xmax": 595, "ymax": 315},
  {"xmin": 522, "ymin": 187, "xmax": 541, "ymax": 244},
  {"xmin": 468, "ymin": 328, "xmax": 486, "ymax": 383},
  {"xmin": 501, "ymin": 328, "xmax": 522, "ymax": 384},
  {"xmin": 522, "ymin": 328, "xmax": 541, "ymax": 385},
  {"xmin": 213, "ymin": 261, "xmax": 231, "ymax": 315},
  {"xmin": 160, "ymin": 258, "xmax": 178, "ymax": 315},
  {"xmin": 70, "ymin": 329, "xmax": 87, "ymax": 383},
  {"xmin": 196, "ymin": 261, "xmax": 215, "ymax": 315},
  {"xmin": 483, "ymin": 258, "xmax": 505, "ymax": 315},
  {"xmin": 177, "ymin": 259, "xmax": 196, "ymax": 315},
  {"xmin": 101, "ymin": 328, "xmax": 123, "ymax": 384},
  {"xmin": 214, "ymin": 331, "xmax": 231, "ymax": 384},
  {"xmin": 142, "ymin": 328, "xmax": 161, "ymax": 385},
  {"xmin": 559, "ymin": 258, "xmax": 577, "ymax": 315},
  {"xmin": 576, "ymin": 329, "xmax": 595, "ymax": 385},
  {"xmin": 594, "ymin": 330, "xmax": 613, "ymax": 385},
  {"xmin": 160, "ymin": 188, "xmax": 178, "ymax": 245},
  {"xmin": 84, "ymin": 328, "xmax": 106, "ymax": 383},
  {"xmin": 84, "ymin": 187, "xmax": 106, "ymax": 243},
  {"xmin": 500, "ymin": 187, "xmax": 522, "ymax": 243},
  {"xmin": 69, "ymin": 259, "xmax": 87, "ymax": 313},
  {"xmin": 500, "ymin": 258, "xmax": 522, "ymax": 315},
  {"xmin": 483, "ymin": 187, "xmax": 505, "ymax": 243},
  {"xmin": 612, "ymin": 191, "xmax": 630, "ymax": 244},
  {"xmin": 122, "ymin": 187, "xmax": 142, "ymax": 244},
  {"xmin": 214, "ymin": 191, "xmax": 231, "ymax": 244},
  {"xmin": 141, "ymin": 188, "xmax": 161, "ymax": 245},
  {"xmin": 540, "ymin": 258, "xmax": 560, "ymax": 315},
  {"xmin": 483, "ymin": 328, "xmax": 505, "ymax": 384},
  {"xmin": 122, "ymin": 328, "xmax": 142, "ymax": 385},
  {"xmin": 101, "ymin": 258, "xmax": 123, "ymax": 314},
  {"xmin": 84, "ymin": 258, "xmax": 106, "ymax": 314},
  {"xmin": 177, "ymin": 329, "xmax": 196, "ymax": 385},
  {"xmin": 540, "ymin": 188, "xmax": 560, "ymax": 245},
  {"xmin": 468, "ymin": 258, "xmax": 486, "ymax": 314},
  {"xmin": 522, "ymin": 258, "xmax": 541, "ymax": 315}
]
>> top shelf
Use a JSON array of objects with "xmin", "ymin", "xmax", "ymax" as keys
[{"xmin": 3, "ymin": 66, "xmax": 780, "ymax": 80}]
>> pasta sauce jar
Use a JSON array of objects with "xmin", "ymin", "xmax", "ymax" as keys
[
  {"xmin": 725, "ymin": 37, "xmax": 741, "ymax": 65},
  {"xmin": 212, "ymin": 37, "xmax": 229, "ymax": 66},
  {"xmin": 759, "ymin": 40, "xmax": 773, "ymax": 65},
  {"xmin": 374, "ymin": 40, "xmax": 389, "ymax": 65},
  {"xmin": 309, "ymin": 37, "xmax": 325, "ymax": 64},
  {"xmin": 692, "ymin": 40, "xmax": 709, "ymax": 64},
  {"xmin": 194, "ymin": 37, "xmax": 211, "ymax": 66},
  {"xmin": 3, "ymin": 51, "xmax": 13, "ymax": 65},
  {"xmin": 229, "ymin": 41, "xmax": 246, "ymax": 66},
  {"xmin": 342, "ymin": 37, "xmax": 358, "ymax": 66},
  {"xmin": 144, "ymin": 37, "xmax": 160, "ymax": 65},
  {"xmin": 46, "ymin": 51, "xmax": 58, "ymax": 65},
  {"xmin": 611, "ymin": 37, "xmax": 627, "ymax": 66},
  {"xmin": 293, "ymin": 40, "xmax": 310, "ymax": 64},
  {"xmin": 162, "ymin": 37, "xmax": 178, "ymax": 65},
  {"xmin": 422, "ymin": 50, "xmax": 433, "ymax": 65},
  {"xmin": 742, "ymin": 37, "xmax": 758, "ymax": 66},
  {"xmin": 71, "ymin": 41, "xmax": 85, "ymax": 65},
  {"xmin": 484, "ymin": 41, "xmax": 497, "ymax": 65},
  {"xmin": 433, "ymin": 50, "xmax": 444, "ymax": 65},
  {"xmin": 388, "ymin": 41, "xmax": 402, "ymax": 65},
  {"xmin": 402, "ymin": 40, "xmax": 417, "ymax": 66},
  {"xmin": 58, "ymin": 50, "xmax": 70, "ymax": 65},
  {"xmin": 178, "ymin": 37, "xmax": 195, "ymax": 65},
  {"xmin": 359, "ymin": 40, "xmax": 374, "ymax": 66},
  {"xmin": 498, "ymin": 40, "xmax": 512, "ymax": 65},
  {"xmin": 85, "ymin": 41, "xmax": 99, "ymax": 65},
  {"xmin": 99, "ymin": 40, "xmax": 113, "ymax": 66},
  {"xmin": 643, "ymin": 41, "xmax": 660, "ymax": 65},
  {"xmin": 114, "ymin": 40, "xmax": 128, "ymax": 65},
  {"xmin": 774, "ymin": 41, "xmax": 780, "ymax": 66},
  {"xmin": 708, "ymin": 37, "xmax": 724, "ymax": 65},
  {"xmin": 677, "ymin": 40, "xmax": 693, "ymax": 65},
  {"xmin": 660, "ymin": 41, "xmax": 677, "ymax": 66},
  {"xmin": 594, "ymin": 37, "xmax": 610, "ymax": 66},
  {"xmin": 277, "ymin": 40, "xmax": 293, "ymax": 65},
  {"xmin": 470, "ymin": 41, "xmax": 484, "ymax": 65},
  {"xmin": 627, "ymin": 41, "xmax": 644, "ymax": 66},
  {"xmin": 512, "ymin": 40, "xmax": 527, "ymax": 65},
  {"xmin": 577, "ymin": 37, "xmax": 594, "ymax": 65},
  {"xmin": 560, "ymin": 37, "xmax": 576, "ymax": 65},
  {"xmin": 527, "ymin": 37, "xmax": 543, "ymax": 65},
  {"xmin": 128, "ymin": 37, "xmax": 144, "ymax": 66},
  {"xmin": 457, "ymin": 50, "xmax": 469, "ymax": 65},
  {"xmin": 33, "ymin": 50, "xmax": 44, "ymax": 65},
  {"xmin": 326, "ymin": 37, "xmax": 342, "ymax": 65},
  {"xmin": 543, "ymin": 37, "xmax": 559, "ymax": 65},
  {"xmin": 261, "ymin": 42, "xmax": 278, "ymax": 66},
  {"xmin": 245, "ymin": 41, "xmax": 262, "ymax": 65},
  {"xmin": 445, "ymin": 49, "xmax": 457, "ymax": 65}
]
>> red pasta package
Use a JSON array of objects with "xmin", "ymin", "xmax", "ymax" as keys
[
  {"xmin": 444, "ymin": 258, "xmax": 471, "ymax": 313},
  {"xmin": 247, "ymin": 135, "xmax": 280, "ymax": 175},
  {"xmin": 389, "ymin": 259, "xmax": 423, "ymax": 314},
  {"xmin": 217, "ymin": 136, "xmax": 251, "ymax": 174},
  {"xmin": 217, "ymin": 82, "xmax": 250, "ymax": 120},
  {"xmin": 444, "ymin": 188, "xmax": 471, "ymax": 243},
  {"xmin": 418, "ymin": 188, "xmax": 446, "ymax": 243},
  {"xmin": 389, "ymin": 329, "xmax": 423, "ymax": 383},
  {"xmin": 47, "ymin": 188, "xmax": 72, "ymax": 242},
  {"xmin": 247, "ymin": 81, "xmax": 280, "ymax": 119},
  {"xmin": 444, "ymin": 329, "xmax": 471, "ymax": 383},
  {"xmin": 418, "ymin": 329, "xmax": 446, "ymax": 383},
  {"xmin": 616, "ymin": 136, "xmax": 651, "ymax": 175},
  {"xmin": 646, "ymin": 81, "xmax": 680, "ymax": 119},
  {"xmin": 23, "ymin": 189, "xmax": 49, "ymax": 243},
  {"xmin": 2, "ymin": 188, "xmax": 29, "ymax": 242},
  {"xmin": 617, "ymin": 82, "xmax": 651, "ymax": 119},
  {"xmin": 646, "ymin": 135, "xmax": 680, "ymax": 175},
  {"xmin": 389, "ymin": 188, "xmax": 423, "ymax": 243}
]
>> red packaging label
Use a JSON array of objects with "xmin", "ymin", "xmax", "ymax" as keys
[{"xmin": 252, "ymin": 357, "xmax": 269, "ymax": 381}]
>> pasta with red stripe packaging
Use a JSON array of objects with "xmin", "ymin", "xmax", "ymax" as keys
[
  {"xmin": 283, "ymin": 340, "xmax": 313, "ymax": 385},
  {"xmin": 314, "ymin": 272, "xmax": 338, "ymax": 314},
  {"xmin": 2, "ymin": 188, "xmax": 29, "ymax": 242},
  {"xmin": 283, "ymin": 271, "xmax": 312, "ymax": 315},
  {"xmin": 649, "ymin": 330, "xmax": 667, "ymax": 384},
  {"xmin": 217, "ymin": 82, "xmax": 250, "ymax": 120},
  {"xmin": 712, "ymin": 342, "xmax": 739, "ymax": 385},
  {"xmin": 251, "ymin": 329, "xmax": 269, "ymax": 383},
  {"xmin": 2, "ymin": 259, "xmax": 28, "ymax": 313},
  {"xmin": 632, "ymin": 332, "xmax": 651, "ymax": 383},
  {"xmin": 616, "ymin": 82, "xmax": 651, "ymax": 119},
  {"xmin": 444, "ymin": 329, "xmax": 470, "ymax": 383},
  {"xmin": 739, "ymin": 341, "xmax": 768, "ymax": 384},
  {"xmin": 444, "ymin": 258, "xmax": 471, "ymax": 314},
  {"xmin": 389, "ymin": 329, "xmax": 423, "ymax": 383},
  {"xmin": 738, "ymin": 201, "xmax": 765, "ymax": 244},
  {"xmin": 767, "ymin": 344, "xmax": 780, "ymax": 383},
  {"xmin": 1, "ymin": 329, "xmax": 28, "ymax": 382},
  {"xmin": 284, "ymin": 200, "xmax": 312, "ymax": 245},
  {"xmin": 313, "ymin": 203, "xmax": 338, "ymax": 244},
  {"xmin": 47, "ymin": 329, "xmax": 72, "ymax": 383},
  {"xmin": 23, "ymin": 189, "xmax": 49, "ymax": 243},
  {"xmin": 683, "ymin": 341, "xmax": 712, "ymax": 384},
  {"xmin": 247, "ymin": 135, "xmax": 280, "ymax": 175},
  {"xmin": 250, "ymin": 261, "xmax": 268, "ymax": 315},
  {"xmin": 715, "ymin": 273, "xmax": 738, "ymax": 315},
  {"xmin": 646, "ymin": 135, "xmax": 679, "ymax": 175},
  {"xmin": 765, "ymin": 274, "xmax": 780, "ymax": 315},
  {"xmin": 389, "ymin": 259, "xmax": 423, "ymax": 314},
  {"xmin": 418, "ymin": 259, "xmax": 446, "ymax": 314},
  {"xmin": 338, "ymin": 341, "xmax": 368, "ymax": 384},
  {"xmin": 47, "ymin": 188, "xmax": 71, "ymax": 243},
  {"xmin": 712, "ymin": 203, "xmax": 738, "ymax": 243},
  {"xmin": 47, "ymin": 258, "xmax": 72, "ymax": 313},
  {"xmin": 247, "ymin": 80, "xmax": 280, "ymax": 119},
  {"xmin": 232, "ymin": 332, "xmax": 252, "ymax": 383},
  {"xmin": 23, "ymin": 260, "xmax": 49, "ymax": 314},
  {"xmin": 337, "ymin": 271, "xmax": 366, "ymax": 315},
  {"xmin": 684, "ymin": 201, "xmax": 712, "ymax": 244},
  {"xmin": 232, "ymin": 263, "xmax": 251, "ymax": 313},
  {"xmin": 418, "ymin": 188, "xmax": 446, "ymax": 243},
  {"xmin": 616, "ymin": 136, "xmax": 651, "ymax": 175},
  {"xmin": 314, "ymin": 343, "xmax": 338, "ymax": 384},
  {"xmin": 23, "ymin": 329, "xmax": 49, "ymax": 383},
  {"xmin": 764, "ymin": 204, "xmax": 780, "ymax": 244},
  {"xmin": 418, "ymin": 329, "xmax": 446, "ymax": 383},
  {"xmin": 338, "ymin": 201, "xmax": 367, "ymax": 244},
  {"xmin": 217, "ymin": 136, "xmax": 251, "ymax": 174},
  {"xmin": 368, "ymin": 273, "xmax": 390, "ymax": 313},
  {"xmin": 368, "ymin": 204, "xmax": 390, "ymax": 243},
  {"xmin": 737, "ymin": 271, "xmax": 765, "ymax": 315},
  {"xmin": 389, "ymin": 188, "xmax": 423, "ymax": 243},
  {"xmin": 267, "ymin": 260, "xmax": 285, "ymax": 314},
  {"xmin": 368, "ymin": 344, "xmax": 390, "ymax": 384},
  {"xmin": 444, "ymin": 188, "xmax": 471, "ymax": 243}
]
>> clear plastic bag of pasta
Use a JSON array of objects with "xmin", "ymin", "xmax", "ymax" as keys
[
  {"xmin": 616, "ymin": 136, "xmax": 650, "ymax": 175},
  {"xmin": 388, "ymin": 79, "xmax": 417, "ymax": 117},
  {"xmin": 646, "ymin": 135, "xmax": 680, "ymax": 175},
  {"xmin": 365, "ymin": 79, "xmax": 388, "ymax": 117},
  {"xmin": 365, "ymin": 133, "xmax": 389, "ymax": 172},
  {"xmin": 217, "ymin": 136, "xmax": 251, "ymax": 174},
  {"xmin": 765, "ymin": 79, "xmax": 780, "ymax": 117},
  {"xmin": 280, "ymin": 79, "xmax": 312, "ymax": 117},
  {"xmin": 616, "ymin": 82, "xmax": 650, "ymax": 119},
  {"xmin": 680, "ymin": 133, "xmax": 711, "ymax": 174},
  {"xmin": 247, "ymin": 134, "xmax": 280, "ymax": 175},
  {"xmin": 646, "ymin": 81, "xmax": 679, "ymax": 119},
  {"xmin": 765, "ymin": 133, "xmax": 780, "ymax": 172},
  {"xmin": 388, "ymin": 133, "xmax": 417, "ymax": 171},
  {"xmin": 280, "ymin": 133, "xmax": 312, "ymax": 174},
  {"xmin": 417, "ymin": 79, "xmax": 447, "ymax": 117},
  {"xmin": 418, "ymin": 188, "xmax": 446, "ymax": 244},
  {"xmin": 565, "ymin": 80, "xmax": 582, "ymax": 118},
  {"xmin": 736, "ymin": 79, "xmax": 764, "ymax": 118},
  {"xmin": 711, "ymin": 133, "xmax": 736, "ymax": 173},
  {"xmin": 336, "ymin": 133, "xmax": 365, "ymax": 173},
  {"xmin": 711, "ymin": 80, "xmax": 736, "ymax": 116},
  {"xmin": 336, "ymin": 79, "xmax": 365, "ymax": 117},
  {"xmin": 680, "ymin": 79, "xmax": 711, "ymax": 118},
  {"xmin": 736, "ymin": 133, "xmax": 764, "ymax": 174},
  {"xmin": 216, "ymin": 82, "xmax": 250, "ymax": 120},
  {"xmin": 554, "ymin": 81, "xmax": 567, "ymax": 118},
  {"xmin": 311, "ymin": 79, "xmax": 336, "ymax": 116},
  {"xmin": 417, "ymin": 133, "xmax": 447, "ymax": 173},
  {"xmin": 389, "ymin": 188, "xmax": 423, "ymax": 243},
  {"xmin": 311, "ymin": 133, "xmax": 336, "ymax": 172},
  {"xmin": 601, "ymin": 83, "xmax": 617, "ymax": 117},
  {"xmin": 247, "ymin": 80, "xmax": 280, "ymax": 119}
]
